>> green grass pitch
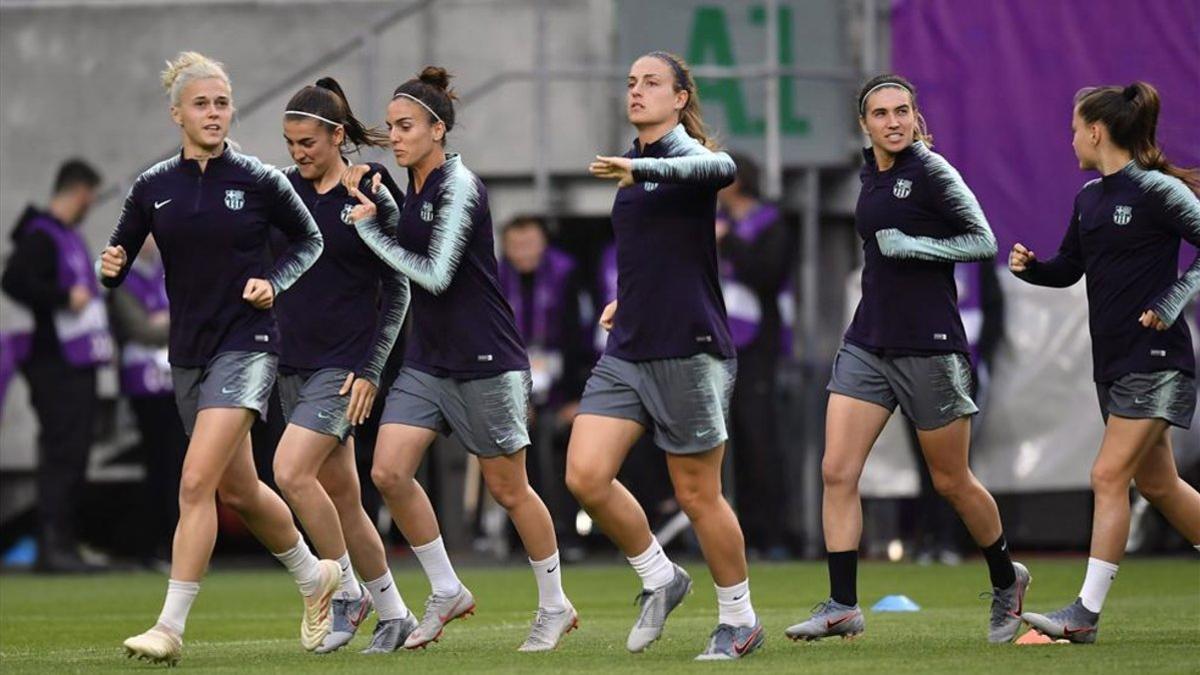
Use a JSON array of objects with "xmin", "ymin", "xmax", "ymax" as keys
[{"xmin": 1, "ymin": 557, "xmax": 1196, "ymax": 673}]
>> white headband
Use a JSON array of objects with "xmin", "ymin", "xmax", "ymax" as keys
[
  {"xmin": 859, "ymin": 82, "xmax": 912, "ymax": 114},
  {"xmin": 391, "ymin": 93, "xmax": 443, "ymax": 124},
  {"xmin": 284, "ymin": 110, "xmax": 342, "ymax": 128}
]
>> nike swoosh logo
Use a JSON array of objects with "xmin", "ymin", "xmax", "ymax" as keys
[
  {"xmin": 1133, "ymin": 397, "xmax": 1149, "ymax": 404},
  {"xmin": 547, "ymin": 565, "xmax": 558, "ymax": 574},
  {"xmin": 826, "ymin": 614, "xmax": 853, "ymax": 629},
  {"xmin": 317, "ymin": 411, "xmax": 333, "ymax": 419},
  {"xmin": 221, "ymin": 386, "xmax": 237, "ymax": 394},
  {"xmin": 733, "ymin": 625, "xmax": 762, "ymax": 655},
  {"xmin": 1062, "ymin": 625, "xmax": 1095, "ymax": 637},
  {"xmin": 154, "ymin": 199, "xmax": 172, "ymax": 209},
  {"xmin": 732, "ymin": 593, "xmax": 745, "ymax": 601},
  {"xmin": 381, "ymin": 584, "xmax": 391, "ymax": 593}
]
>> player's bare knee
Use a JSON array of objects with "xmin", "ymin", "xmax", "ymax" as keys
[
  {"xmin": 370, "ymin": 464, "xmax": 410, "ymax": 497},
  {"xmin": 565, "ymin": 467, "xmax": 606, "ymax": 506},
  {"xmin": 822, "ymin": 458, "xmax": 861, "ymax": 492},
  {"xmin": 1091, "ymin": 462, "xmax": 1131, "ymax": 495},
  {"xmin": 1134, "ymin": 475, "xmax": 1176, "ymax": 503},
  {"xmin": 178, "ymin": 470, "xmax": 216, "ymax": 509},
  {"xmin": 487, "ymin": 479, "xmax": 528, "ymax": 511},
  {"xmin": 216, "ymin": 484, "xmax": 253, "ymax": 513}
]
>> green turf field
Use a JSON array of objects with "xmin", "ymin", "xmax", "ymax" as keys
[{"xmin": 0, "ymin": 557, "xmax": 1196, "ymax": 673}]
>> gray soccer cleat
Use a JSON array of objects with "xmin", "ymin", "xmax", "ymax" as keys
[
  {"xmin": 517, "ymin": 603, "xmax": 579, "ymax": 652},
  {"xmin": 403, "ymin": 585, "xmax": 476, "ymax": 649},
  {"xmin": 1022, "ymin": 598, "xmax": 1100, "ymax": 644},
  {"xmin": 986, "ymin": 561, "xmax": 1032, "ymax": 643},
  {"xmin": 626, "ymin": 563, "xmax": 692, "ymax": 653},
  {"xmin": 360, "ymin": 613, "xmax": 419, "ymax": 654},
  {"xmin": 315, "ymin": 584, "xmax": 373, "ymax": 653},
  {"xmin": 784, "ymin": 599, "xmax": 864, "ymax": 641},
  {"xmin": 694, "ymin": 622, "xmax": 765, "ymax": 661}
]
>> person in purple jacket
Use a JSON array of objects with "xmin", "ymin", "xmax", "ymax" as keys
[
  {"xmin": 785, "ymin": 74, "xmax": 1027, "ymax": 646},
  {"xmin": 1, "ymin": 158, "xmax": 110, "ymax": 573},
  {"xmin": 567, "ymin": 51, "xmax": 763, "ymax": 661},
  {"xmin": 98, "ymin": 52, "xmax": 335, "ymax": 665},
  {"xmin": 342, "ymin": 66, "xmax": 576, "ymax": 653},
  {"xmin": 270, "ymin": 77, "xmax": 416, "ymax": 655},
  {"xmin": 1012, "ymin": 82, "xmax": 1200, "ymax": 643}
]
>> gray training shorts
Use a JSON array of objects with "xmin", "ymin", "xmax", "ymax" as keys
[
  {"xmin": 826, "ymin": 341, "xmax": 977, "ymax": 430},
  {"xmin": 278, "ymin": 367, "xmax": 355, "ymax": 443},
  {"xmin": 380, "ymin": 367, "xmax": 532, "ymax": 458},
  {"xmin": 1096, "ymin": 370, "xmax": 1196, "ymax": 429},
  {"xmin": 171, "ymin": 350, "xmax": 277, "ymax": 436},
  {"xmin": 577, "ymin": 353, "xmax": 736, "ymax": 454}
]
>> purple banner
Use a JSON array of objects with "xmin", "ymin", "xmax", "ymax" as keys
[{"xmin": 892, "ymin": 0, "xmax": 1200, "ymax": 259}]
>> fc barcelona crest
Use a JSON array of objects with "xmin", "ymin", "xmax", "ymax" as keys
[
  {"xmin": 224, "ymin": 189, "xmax": 245, "ymax": 211},
  {"xmin": 643, "ymin": 182, "xmax": 659, "ymax": 192},
  {"xmin": 893, "ymin": 179, "xmax": 912, "ymax": 199},
  {"xmin": 420, "ymin": 201, "xmax": 434, "ymax": 222},
  {"xmin": 340, "ymin": 203, "xmax": 355, "ymax": 224},
  {"xmin": 1113, "ymin": 205, "xmax": 1132, "ymax": 226}
]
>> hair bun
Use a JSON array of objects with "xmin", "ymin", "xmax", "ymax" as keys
[
  {"xmin": 1122, "ymin": 84, "xmax": 1139, "ymax": 101},
  {"xmin": 418, "ymin": 66, "xmax": 452, "ymax": 91}
]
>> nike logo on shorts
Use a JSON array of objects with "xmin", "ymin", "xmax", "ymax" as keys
[
  {"xmin": 221, "ymin": 386, "xmax": 237, "ymax": 394},
  {"xmin": 317, "ymin": 411, "xmax": 333, "ymax": 419},
  {"xmin": 154, "ymin": 199, "xmax": 172, "ymax": 209},
  {"xmin": 1133, "ymin": 397, "xmax": 1150, "ymax": 404}
]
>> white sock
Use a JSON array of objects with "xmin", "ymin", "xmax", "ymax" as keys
[
  {"xmin": 273, "ymin": 536, "xmax": 323, "ymax": 596},
  {"xmin": 530, "ymin": 551, "xmax": 568, "ymax": 611},
  {"xmin": 627, "ymin": 537, "xmax": 675, "ymax": 591},
  {"xmin": 411, "ymin": 536, "xmax": 463, "ymax": 596},
  {"xmin": 1194, "ymin": 544, "xmax": 1199, "ymax": 553},
  {"xmin": 1079, "ymin": 557, "xmax": 1119, "ymax": 613},
  {"xmin": 716, "ymin": 579, "xmax": 757, "ymax": 627},
  {"xmin": 156, "ymin": 579, "xmax": 200, "ymax": 635},
  {"xmin": 364, "ymin": 570, "xmax": 409, "ymax": 621},
  {"xmin": 335, "ymin": 552, "xmax": 362, "ymax": 600}
]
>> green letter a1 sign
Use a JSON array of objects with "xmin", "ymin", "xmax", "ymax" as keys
[
  {"xmin": 686, "ymin": 4, "xmax": 811, "ymax": 137},
  {"xmin": 686, "ymin": 6, "xmax": 762, "ymax": 135}
]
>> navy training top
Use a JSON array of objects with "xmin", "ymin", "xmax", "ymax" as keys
[
  {"xmin": 844, "ymin": 141, "xmax": 998, "ymax": 356},
  {"xmin": 352, "ymin": 153, "xmax": 528, "ymax": 379},
  {"xmin": 272, "ymin": 162, "xmax": 409, "ymax": 386},
  {"xmin": 606, "ymin": 123, "xmax": 737, "ymax": 362},
  {"xmin": 103, "ymin": 144, "xmax": 323, "ymax": 367},
  {"xmin": 1014, "ymin": 161, "xmax": 1199, "ymax": 382}
]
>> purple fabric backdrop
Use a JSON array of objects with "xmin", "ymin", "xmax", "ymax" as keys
[{"xmin": 891, "ymin": 0, "xmax": 1200, "ymax": 260}]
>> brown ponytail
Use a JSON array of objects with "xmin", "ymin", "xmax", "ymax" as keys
[
  {"xmin": 1076, "ymin": 82, "xmax": 1200, "ymax": 194},
  {"xmin": 284, "ymin": 76, "xmax": 388, "ymax": 151},
  {"xmin": 645, "ymin": 51, "xmax": 718, "ymax": 150}
]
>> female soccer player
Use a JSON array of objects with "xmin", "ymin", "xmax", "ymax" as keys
[
  {"xmin": 99, "ymin": 52, "xmax": 333, "ymax": 665},
  {"xmin": 271, "ymin": 77, "xmax": 416, "ymax": 654},
  {"xmin": 1012, "ymin": 82, "xmax": 1200, "ymax": 643},
  {"xmin": 564, "ymin": 51, "xmax": 763, "ymax": 661},
  {"xmin": 784, "ymin": 74, "xmax": 1028, "ymax": 645},
  {"xmin": 342, "ymin": 66, "xmax": 576, "ymax": 652}
]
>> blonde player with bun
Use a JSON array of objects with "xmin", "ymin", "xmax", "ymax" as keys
[{"xmin": 100, "ymin": 52, "xmax": 335, "ymax": 665}]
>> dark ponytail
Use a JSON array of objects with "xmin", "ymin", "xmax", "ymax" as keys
[
  {"xmin": 1076, "ymin": 81, "xmax": 1200, "ymax": 194},
  {"xmin": 391, "ymin": 66, "xmax": 457, "ymax": 142},
  {"xmin": 284, "ymin": 76, "xmax": 389, "ymax": 151}
]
